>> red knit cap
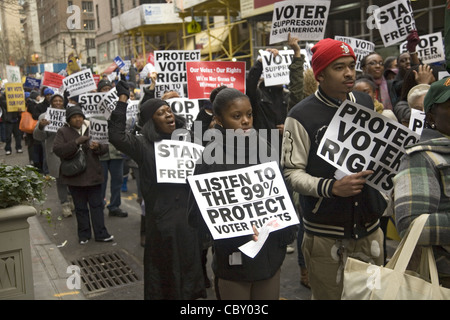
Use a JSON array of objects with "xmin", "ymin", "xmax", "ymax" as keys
[{"xmin": 311, "ymin": 39, "xmax": 356, "ymax": 81}]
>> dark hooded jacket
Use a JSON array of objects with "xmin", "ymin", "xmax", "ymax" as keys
[
  {"xmin": 188, "ymin": 125, "xmax": 296, "ymax": 282},
  {"xmin": 108, "ymin": 100, "xmax": 206, "ymax": 300}
]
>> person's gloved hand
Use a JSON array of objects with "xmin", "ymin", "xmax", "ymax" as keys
[
  {"xmin": 116, "ymin": 80, "xmax": 130, "ymax": 100},
  {"xmin": 406, "ymin": 30, "xmax": 420, "ymax": 53},
  {"xmin": 75, "ymin": 136, "xmax": 90, "ymax": 145}
]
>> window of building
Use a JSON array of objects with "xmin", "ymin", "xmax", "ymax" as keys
[
  {"xmin": 82, "ymin": 1, "xmax": 93, "ymax": 13},
  {"xmin": 83, "ymin": 20, "xmax": 95, "ymax": 30},
  {"xmin": 85, "ymin": 38, "xmax": 96, "ymax": 49}
]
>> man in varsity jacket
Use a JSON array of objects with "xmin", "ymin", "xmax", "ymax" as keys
[{"xmin": 281, "ymin": 39, "xmax": 387, "ymax": 300}]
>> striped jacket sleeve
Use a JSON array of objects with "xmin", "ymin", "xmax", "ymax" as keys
[{"xmin": 281, "ymin": 116, "xmax": 335, "ymax": 198}]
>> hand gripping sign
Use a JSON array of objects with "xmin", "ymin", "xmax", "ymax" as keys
[
  {"xmin": 187, "ymin": 161, "xmax": 299, "ymax": 241},
  {"xmin": 317, "ymin": 100, "xmax": 420, "ymax": 194}
]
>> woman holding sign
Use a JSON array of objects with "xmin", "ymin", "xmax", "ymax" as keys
[
  {"xmin": 394, "ymin": 77, "xmax": 450, "ymax": 288},
  {"xmin": 188, "ymin": 88, "xmax": 296, "ymax": 300},
  {"xmin": 34, "ymin": 93, "xmax": 73, "ymax": 218},
  {"xmin": 108, "ymin": 81, "xmax": 206, "ymax": 300}
]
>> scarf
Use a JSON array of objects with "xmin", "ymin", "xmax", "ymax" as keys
[{"xmin": 374, "ymin": 76, "xmax": 393, "ymax": 110}]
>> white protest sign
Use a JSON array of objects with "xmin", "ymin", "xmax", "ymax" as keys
[
  {"xmin": 408, "ymin": 108, "xmax": 425, "ymax": 135},
  {"xmin": 166, "ymin": 98, "xmax": 200, "ymax": 130},
  {"xmin": 6, "ymin": 65, "xmax": 21, "ymax": 83},
  {"xmin": 44, "ymin": 108, "xmax": 66, "ymax": 133},
  {"xmin": 270, "ymin": 0, "xmax": 331, "ymax": 44},
  {"xmin": 89, "ymin": 118, "xmax": 109, "ymax": 144},
  {"xmin": 187, "ymin": 162, "xmax": 300, "ymax": 240},
  {"xmin": 317, "ymin": 101, "xmax": 420, "ymax": 193},
  {"xmin": 155, "ymin": 83, "xmax": 185, "ymax": 99},
  {"xmin": 154, "ymin": 50, "xmax": 201, "ymax": 90},
  {"xmin": 126, "ymin": 100, "xmax": 140, "ymax": 132},
  {"xmin": 155, "ymin": 140, "xmax": 205, "ymax": 184},
  {"xmin": 400, "ymin": 32, "xmax": 445, "ymax": 64},
  {"xmin": 98, "ymin": 88, "xmax": 119, "ymax": 119},
  {"xmin": 334, "ymin": 36, "xmax": 375, "ymax": 72},
  {"xmin": 374, "ymin": 0, "xmax": 416, "ymax": 47},
  {"xmin": 79, "ymin": 92, "xmax": 106, "ymax": 118},
  {"xmin": 260, "ymin": 49, "xmax": 294, "ymax": 87},
  {"xmin": 63, "ymin": 69, "xmax": 97, "ymax": 97}
]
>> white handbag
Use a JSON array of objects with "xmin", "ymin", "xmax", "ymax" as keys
[{"xmin": 341, "ymin": 214, "xmax": 450, "ymax": 300}]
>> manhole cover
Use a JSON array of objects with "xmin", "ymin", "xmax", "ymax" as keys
[{"xmin": 71, "ymin": 251, "xmax": 139, "ymax": 293}]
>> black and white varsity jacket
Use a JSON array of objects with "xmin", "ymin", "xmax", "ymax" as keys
[{"xmin": 282, "ymin": 87, "xmax": 387, "ymax": 239}]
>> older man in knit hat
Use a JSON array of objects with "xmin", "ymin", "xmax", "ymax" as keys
[{"xmin": 281, "ymin": 38, "xmax": 387, "ymax": 299}]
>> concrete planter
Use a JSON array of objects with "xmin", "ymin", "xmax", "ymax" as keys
[{"xmin": 0, "ymin": 205, "xmax": 36, "ymax": 300}]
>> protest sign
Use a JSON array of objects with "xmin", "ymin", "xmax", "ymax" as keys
[
  {"xmin": 63, "ymin": 69, "xmax": 97, "ymax": 98},
  {"xmin": 155, "ymin": 140, "xmax": 205, "ymax": 184},
  {"xmin": 166, "ymin": 98, "xmax": 200, "ymax": 130},
  {"xmin": 113, "ymin": 56, "xmax": 126, "ymax": 69},
  {"xmin": 408, "ymin": 108, "xmax": 425, "ymax": 135},
  {"xmin": 154, "ymin": 50, "xmax": 201, "ymax": 93},
  {"xmin": 126, "ymin": 100, "xmax": 140, "ymax": 132},
  {"xmin": 334, "ymin": 36, "xmax": 375, "ymax": 71},
  {"xmin": 187, "ymin": 162, "xmax": 299, "ymax": 240},
  {"xmin": 317, "ymin": 101, "xmax": 420, "ymax": 193},
  {"xmin": 186, "ymin": 61, "xmax": 246, "ymax": 99},
  {"xmin": 260, "ymin": 49, "xmax": 294, "ymax": 87},
  {"xmin": 400, "ymin": 32, "xmax": 445, "ymax": 64},
  {"xmin": 6, "ymin": 65, "xmax": 21, "ymax": 83},
  {"xmin": 155, "ymin": 83, "xmax": 185, "ymax": 99},
  {"xmin": 374, "ymin": 0, "xmax": 416, "ymax": 47},
  {"xmin": 98, "ymin": 88, "xmax": 119, "ymax": 119},
  {"xmin": 4, "ymin": 83, "xmax": 26, "ymax": 112},
  {"xmin": 44, "ymin": 108, "xmax": 66, "ymax": 133},
  {"xmin": 89, "ymin": 118, "xmax": 109, "ymax": 144},
  {"xmin": 270, "ymin": 0, "xmax": 331, "ymax": 44},
  {"xmin": 24, "ymin": 77, "xmax": 41, "ymax": 90},
  {"xmin": 79, "ymin": 92, "xmax": 106, "ymax": 118},
  {"xmin": 42, "ymin": 71, "xmax": 65, "ymax": 89}
]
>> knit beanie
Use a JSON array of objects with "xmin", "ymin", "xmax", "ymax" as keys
[
  {"xmin": 139, "ymin": 99, "xmax": 170, "ymax": 125},
  {"xmin": 44, "ymin": 88, "xmax": 54, "ymax": 96},
  {"xmin": 311, "ymin": 39, "xmax": 356, "ymax": 81},
  {"xmin": 66, "ymin": 105, "xmax": 85, "ymax": 122},
  {"xmin": 98, "ymin": 79, "xmax": 112, "ymax": 92}
]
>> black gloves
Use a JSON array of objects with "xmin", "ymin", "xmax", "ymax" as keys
[{"xmin": 116, "ymin": 80, "xmax": 130, "ymax": 100}]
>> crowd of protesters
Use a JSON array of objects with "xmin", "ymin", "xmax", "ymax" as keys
[{"xmin": 1, "ymin": 27, "xmax": 449, "ymax": 300}]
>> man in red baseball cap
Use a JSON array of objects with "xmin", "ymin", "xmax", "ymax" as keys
[{"xmin": 282, "ymin": 38, "xmax": 387, "ymax": 299}]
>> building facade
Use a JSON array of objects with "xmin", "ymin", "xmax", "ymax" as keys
[{"xmin": 37, "ymin": 0, "xmax": 97, "ymax": 67}]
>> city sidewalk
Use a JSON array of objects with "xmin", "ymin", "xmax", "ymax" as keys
[
  {"xmin": 0, "ymin": 144, "xmax": 85, "ymax": 300},
  {"xmin": 29, "ymin": 214, "xmax": 86, "ymax": 300}
]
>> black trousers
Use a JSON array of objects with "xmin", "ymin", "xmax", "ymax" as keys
[{"xmin": 69, "ymin": 184, "xmax": 110, "ymax": 241}]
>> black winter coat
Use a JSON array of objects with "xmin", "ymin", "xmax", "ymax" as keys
[
  {"xmin": 188, "ymin": 126, "xmax": 296, "ymax": 282},
  {"xmin": 108, "ymin": 101, "xmax": 206, "ymax": 300}
]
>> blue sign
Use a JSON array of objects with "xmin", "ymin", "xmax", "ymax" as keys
[
  {"xmin": 114, "ymin": 56, "xmax": 126, "ymax": 69},
  {"xmin": 24, "ymin": 77, "xmax": 41, "ymax": 89}
]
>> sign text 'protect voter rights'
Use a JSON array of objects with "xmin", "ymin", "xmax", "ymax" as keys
[
  {"xmin": 317, "ymin": 101, "xmax": 420, "ymax": 193},
  {"xmin": 187, "ymin": 162, "xmax": 299, "ymax": 240}
]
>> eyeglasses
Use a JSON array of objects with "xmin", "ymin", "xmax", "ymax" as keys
[{"xmin": 367, "ymin": 61, "xmax": 384, "ymax": 66}]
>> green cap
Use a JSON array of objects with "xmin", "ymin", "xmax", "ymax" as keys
[{"xmin": 423, "ymin": 77, "xmax": 450, "ymax": 113}]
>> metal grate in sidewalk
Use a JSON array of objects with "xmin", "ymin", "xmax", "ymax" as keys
[{"xmin": 71, "ymin": 251, "xmax": 139, "ymax": 293}]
